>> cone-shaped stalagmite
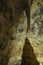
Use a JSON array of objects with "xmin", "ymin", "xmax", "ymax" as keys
[{"xmin": 21, "ymin": 37, "xmax": 39, "ymax": 65}]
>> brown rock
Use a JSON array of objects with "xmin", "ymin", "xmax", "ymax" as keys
[{"xmin": 21, "ymin": 38, "xmax": 39, "ymax": 65}]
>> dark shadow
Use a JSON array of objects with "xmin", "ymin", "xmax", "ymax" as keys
[
  {"xmin": 0, "ymin": 40, "xmax": 11, "ymax": 65},
  {"xmin": 21, "ymin": 37, "xmax": 39, "ymax": 65},
  {"xmin": 0, "ymin": 51, "xmax": 10, "ymax": 65}
]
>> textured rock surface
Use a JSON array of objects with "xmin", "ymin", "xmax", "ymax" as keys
[
  {"xmin": 0, "ymin": 0, "xmax": 31, "ymax": 65},
  {"xmin": 0, "ymin": 0, "xmax": 43, "ymax": 65},
  {"xmin": 30, "ymin": 0, "xmax": 43, "ymax": 43},
  {"xmin": 8, "ymin": 0, "xmax": 43, "ymax": 65}
]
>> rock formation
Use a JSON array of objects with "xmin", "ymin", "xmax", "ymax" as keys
[
  {"xmin": 21, "ymin": 38, "xmax": 39, "ymax": 65},
  {"xmin": 0, "ymin": 0, "xmax": 32, "ymax": 65}
]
